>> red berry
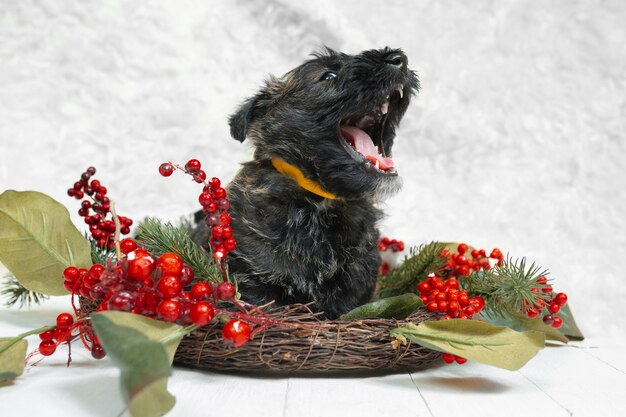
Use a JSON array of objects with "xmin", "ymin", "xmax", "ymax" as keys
[
  {"xmin": 199, "ymin": 192, "xmax": 213, "ymax": 206},
  {"xmin": 444, "ymin": 278, "xmax": 459, "ymax": 290},
  {"xmin": 156, "ymin": 252, "xmax": 183, "ymax": 276},
  {"xmin": 157, "ymin": 299, "xmax": 182, "ymax": 322},
  {"xmin": 190, "ymin": 282, "xmax": 212, "ymax": 300},
  {"xmin": 194, "ymin": 170, "xmax": 207, "ymax": 183},
  {"xmin": 219, "ymin": 212, "xmax": 232, "ymax": 226},
  {"xmin": 209, "ymin": 177, "xmax": 221, "ymax": 188},
  {"xmin": 455, "ymin": 356, "xmax": 467, "ymax": 364},
  {"xmin": 224, "ymin": 238, "xmax": 237, "ymax": 252},
  {"xmin": 204, "ymin": 202, "xmax": 218, "ymax": 214},
  {"xmin": 554, "ymin": 292, "xmax": 568, "ymax": 307},
  {"xmin": 213, "ymin": 187, "xmax": 227, "ymax": 199},
  {"xmin": 426, "ymin": 301, "xmax": 438, "ymax": 312},
  {"xmin": 527, "ymin": 308, "xmax": 539, "ymax": 319},
  {"xmin": 437, "ymin": 301, "xmax": 448, "ymax": 313},
  {"xmin": 39, "ymin": 341, "xmax": 57, "ymax": 356},
  {"xmin": 548, "ymin": 302, "xmax": 561, "ymax": 314},
  {"xmin": 471, "ymin": 296, "xmax": 485, "ymax": 310},
  {"xmin": 490, "ymin": 248, "xmax": 503, "ymax": 259},
  {"xmin": 221, "ymin": 226, "xmax": 233, "ymax": 239},
  {"xmin": 180, "ymin": 265, "xmax": 195, "ymax": 286},
  {"xmin": 417, "ymin": 281, "xmax": 431, "ymax": 294},
  {"xmin": 64, "ymin": 279, "xmax": 78, "ymax": 292},
  {"xmin": 120, "ymin": 238, "xmax": 138, "ymax": 254},
  {"xmin": 56, "ymin": 313, "xmax": 74, "ymax": 330},
  {"xmin": 39, "ymin": 330, "xmax": 55, "ymax": 342},
  {"xmin": 216, "ymin": 282, "xmax": 236, "ymax": 300},
  {"xmin": 551, "ymin": 316, "xmax": 563, "ymax": 329},
  {"xmin": 127, "ymin": 256, "xmax": 156, "ymax": 281},
  {"xmin": 90, "ymin": 264, "xmax": 105, "ymax": 278},
  {"xmin": 447, "ymin": 301, "xmax": 460, "ymax": 316},
  {"xmin": 156, "ymin": 274, "xmax": 182, "ymax": 299},
  {"xmin": 159, "ymin": 162, "xmax": 174, "ymax": 177},
  {"xmin": 442, "ymin": 353, "xmax": 455, "ymax": 364},
  {"xmin": 542, "ymin": 314, "xmax": 554, "ymax": 325},
  {"xmin": 189, "ymin": 302, "xmax": 215, "ymax": 326},
  {"xmin": 212, "ymin": 226, "xmax": 224, "ymax": 239},
  {"xmin": 222, "ymin": 320, "xmax": 251, "ymax": 347},
  {"xmin": 107, "ymin": 291, "xmax": 136, "ymax": 312},
  {"xmin": 470, "ymin": 249, "xmax": 480, "ymax": 259},
  {"xmin": 457, "ymin": 243, "xmax": 469, "ymax": 255},
  {"xmin": 458, "ymin": 292, "xmax": 470, "ymax": 307},
  {"xmin": 91, "ymin": 344, "xmax": 106, "ymax": 359},
  {"xmin": 185, "ymin": 159, "xmax": 201, "ymax": 172},
  {"xmin": 63, "ymin": 266, "xmax": 79, "ymax": 282}
]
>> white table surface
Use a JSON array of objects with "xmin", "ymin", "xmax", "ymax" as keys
[{"xmin": 2, "ymin": 293, "xmax": 625, "ymax": 417}]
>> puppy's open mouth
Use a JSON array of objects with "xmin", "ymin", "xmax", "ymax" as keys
[{"xmin": 338, "ymin": 85, "xmax": 404, "ymax": 175}]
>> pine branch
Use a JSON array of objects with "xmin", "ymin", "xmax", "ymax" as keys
[
  {"xmin": 1, "ymin": 273, "xmax": 49, "ymax": 308},
  {"xmin": 461, "ymin": 256, "xmax": 551, "ymax": 320},
  {"xmin": 86, "ymin": 234, "xmax": 117, "ymax": 265},
  {"xmin": 136, "ymin": 218, "xmax": 222, "ymax": 285},
  {"xmin": 377, "ymin": 241, "xmax": 447, "ymax": 298}
]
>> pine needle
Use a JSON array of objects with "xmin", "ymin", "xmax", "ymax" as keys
[
  {"xmin": 1, "ymin": 274, "xmax": 49, "ymax": 308},
  {"xmin": 462, "ymin": 256, "xmax": 551, "ymax": 319},
  {"xmin": 377, "ymin": 241, "xmax": 447, "ymax": 298},
  {"xmin": 136, "ymin": 217, "xmax": 222, "ymax": 284}
]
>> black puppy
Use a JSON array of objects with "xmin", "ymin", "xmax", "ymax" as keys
[{"xmin": 194, "ymin": 47, "xmax": 419, "ymax": 319}]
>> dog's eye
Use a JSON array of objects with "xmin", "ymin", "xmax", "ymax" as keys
[{"xmin": 320, "ymin": 71, "xmax": 337, "ymax": 81}]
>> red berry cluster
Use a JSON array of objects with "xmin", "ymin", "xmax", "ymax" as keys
[
  {"xmin": 67, "ymin": 166, "xmax": 132, "ymax": 249},
  {"xmin": 524, "ymin": 275, "xmax": 568, "ymax": 329},
  {"xmin": 442, "ymin": 353, "xmax": 467, "ymax": 365},
  {"xmin": 159, "ymin": 159, "xmax": 236, "ymax": 264},
  {"xmin": 439, "ymin": 243, "xmax": 503, "ymax": 277},
  {"xmin": 37, "ymin": 313, "xmax": 74, "ymax": 357},
  {"xmin": 378, "ymin": 237, "xmax": 405, "ymax": 252},
  {"xmin": 37, "ymin": 312, "xmax": 106, "ymax": 360},
  {"xmin": 418, "ymin": 275, "xmax": 485, "ymax": 320},
  {"xmin": 63, "ymin": 239, "xmax": 251, "ymax": 353}
]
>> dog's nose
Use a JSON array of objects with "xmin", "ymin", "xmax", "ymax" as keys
[{"xmin": 385, "ymin": 52, "xmax": 407, "ymax": 72}]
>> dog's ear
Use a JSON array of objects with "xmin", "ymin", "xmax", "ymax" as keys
[
  {"xmin": 229, "ymin": 96, "xmax": 257, "ymax": 142},
  {"xmin": 228, "ymin": 87, "xmax": 274, "ymax": 142}
]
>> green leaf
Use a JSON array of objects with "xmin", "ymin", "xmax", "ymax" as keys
[
  {"xmin": 480, "ymin": 312, "xmax": 569, "ymax": 344},
  {"xmin": 557, "ymin": 304, "xmax": 584, "ymax": 341},
  {"xmin": 0, "ymin": 190, "xmax": 92, "ymax": 296},
  {"xmin": 91, "ymin": 312, "xmax": 184, "ymax": 417},
  {"xmin": 391, "ymin": 319, "xmax": 545, "ymax": 371},
  {"xmin": 341, "ymin": 293, "xmax": 424, "ymax": 320},
  {"xmin": 0, "ymin": 338, "xmax": 27, "ymax": 385}
]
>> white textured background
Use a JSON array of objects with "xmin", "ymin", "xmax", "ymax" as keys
[{"xmin": 1, "ymin": 0, "xmax": 625, "ymax": 338}]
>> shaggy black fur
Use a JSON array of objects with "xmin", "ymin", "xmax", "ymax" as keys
[{"xmin": 193, "ymin": 47, "xmax": 419, "ymax": 319}]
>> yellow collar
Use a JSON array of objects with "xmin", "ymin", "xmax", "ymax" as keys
[{"xmin": 271, "ymin": 158, "xmax": 338, "ymax": 200}]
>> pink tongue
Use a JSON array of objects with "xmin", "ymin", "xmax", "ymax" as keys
[{"xmin": 340, "ymin": 126, "xmax": 394, "ymax": 170}]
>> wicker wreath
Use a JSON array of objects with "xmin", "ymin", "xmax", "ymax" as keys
[{"xmin": 173, "ymin": 304, "xmax": 442, "ymax": 373}]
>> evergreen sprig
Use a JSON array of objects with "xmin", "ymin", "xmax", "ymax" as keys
[
  {"xmin": 136, "ymin": 218, "xmax": 222, "ymax": 284},
  {"xmin": 1, "ymin": 274, "xmax": 49, "ymax": 308},
  {"xmin": 87, "ymin": 234, "xmax": 117, "ymax": 265},
  {"xmin": 462, "ymin": 256, "xmax": 551, "ymax": 319},
  {"xmin": 377, "ymin": 241, "xmax": 447, "ymax": 298}
]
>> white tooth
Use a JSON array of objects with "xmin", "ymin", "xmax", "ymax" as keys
[
  {"xmin": 375, "ymin": 160, "xmax": 380, "ymax": 170},
  {"xmin": 396, "ymin": 86, "xmax": 404, "ymax": 99},
  {"xmin": 380, "ymin": 101, "xmax": 389, "ymax": 115}
]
